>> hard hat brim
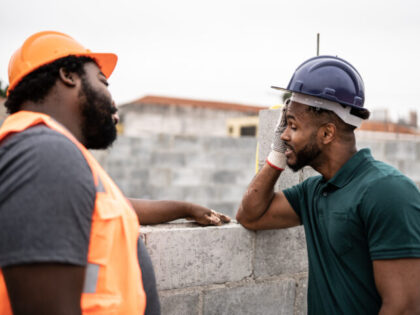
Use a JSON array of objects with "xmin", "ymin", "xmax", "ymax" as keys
[
  {"xmin": 87, "ymin": 52, "xmax": 118, "ymax": 79},
  {"xmin": 271, "ymin": 85, "xmax": 290, "ymax": 93},
  {"xmin": 271, "ymin": 85, "xmax": 370, "ymax": 114}
]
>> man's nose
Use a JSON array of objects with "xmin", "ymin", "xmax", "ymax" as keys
[{"xmin": 280, "ymin": 128, "xmax": 289, "ymax": 141}]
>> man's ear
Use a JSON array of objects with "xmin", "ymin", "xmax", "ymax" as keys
[
  {"xmin": 318, "ymin": 123, "xmax": 336, "ymax": 145},
  {"xmin": 58, "ymin": 68, "xmax": 77, "ymax": 87}
]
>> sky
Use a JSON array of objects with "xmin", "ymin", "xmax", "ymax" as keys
[{"xmin": 1, "ymin": 0, "xmax": 420, "ymax": 122}]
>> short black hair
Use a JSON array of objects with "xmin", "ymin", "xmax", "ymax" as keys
[
  {"xmin": 306, "ymin": 106, "xmax": 357, "ymax": 134},
  {"xmin": 5, "ymin": 55, "xmax": 95, "ymax": 114}
]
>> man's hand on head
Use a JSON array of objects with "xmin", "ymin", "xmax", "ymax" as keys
[{"xmin": 266, "ymin": 101, "xmax": 289, "ymax": 170}]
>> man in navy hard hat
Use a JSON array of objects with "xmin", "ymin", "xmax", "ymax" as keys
[{"xmin": 236, "ymin": 56, "xmax": 420, "ymax": 314}]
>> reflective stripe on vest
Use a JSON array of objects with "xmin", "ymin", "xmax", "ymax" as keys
[{"xmin": 0, "ymin": 111, "xmax": 146, "ymax": 315}]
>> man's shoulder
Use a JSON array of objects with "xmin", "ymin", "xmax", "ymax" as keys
[
  {"xmin": 360, "ymin": 156, "xmax": 414, "ymax": 188},
  {"xmin": 356, "ymin": 157, "xmax": 419, "ymax": 204},
  {"xmin": 1, "ymin": 124, "xmax": 85, "ymax": 163},
  {"xmin": 2, "ymin": 124, "xmax": 74, "ymax": 147}
]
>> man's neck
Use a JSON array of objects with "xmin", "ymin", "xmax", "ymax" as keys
[
  {"xmin": 20, "ymin": 99, "xmax": 84, "ymax": 145},
  {"xmin": 313, "ymin": 145, "xmax": 357, "ymax": 180}
]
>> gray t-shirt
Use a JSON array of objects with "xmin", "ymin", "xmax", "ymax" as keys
[
  {"xmin": 0, "ymin": 125, "xmax": 160, "ymax": 314},
  {"xmin": 0, "ymin": 125, "xmax": 95, "ymax": 266}
]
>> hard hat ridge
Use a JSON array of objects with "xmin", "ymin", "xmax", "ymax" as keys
[{"xmin": 272, "ymin": 55, "xmax": 370, "ymax": 122}]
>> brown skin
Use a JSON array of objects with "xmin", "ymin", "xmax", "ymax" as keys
[
  {"xmin": 236, "ymin": 101, "xmax": 420, "ymax": 314},
  {"xmin": 3, "ymin": 62, "xmax": 229, "ymax": 315},
  {"xmin": 129, "ymin": 199, "xmax": 230, "ymax": 226}
]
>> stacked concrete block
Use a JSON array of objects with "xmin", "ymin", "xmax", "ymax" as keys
[
  {"xmin": 92, "ymin": 134, "xmax": 257, "ymax": 217},
  {"xmin": 141, "ymin": 222, "xmax": 307, "ymax": 315},
  {"xmin": 356, "ymin": 131, "xmax": 420, "ymax": 187}
]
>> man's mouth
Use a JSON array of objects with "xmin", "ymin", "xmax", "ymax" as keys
[{"xmin": 284, "ymin": 145, "xmax": 294, "ymax": 157}]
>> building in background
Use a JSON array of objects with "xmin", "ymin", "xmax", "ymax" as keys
[
  {"xmin": 361, "ymin": 109, "xmax": 419, "ymax": 135},
  {"xmin": 118, "ymin": 96, "xmax": 420, "ymax": 138},
  {"xmin": 118, "ymin": 95, "xmax": 265, "ymax": 137}
]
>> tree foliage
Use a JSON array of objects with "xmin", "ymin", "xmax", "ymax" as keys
[{"xmin": 0, "ymin": 80, "xmax": 8, "ymax": 98}]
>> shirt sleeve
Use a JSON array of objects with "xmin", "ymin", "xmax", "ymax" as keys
[
  {"xmin": 283, "ymin": 183, "xmax": 304, "ymax": 219},
  {"xmin": 0, "ymin": 126, "xmax": 96, "ymax": 267},
  {"xmin": 361, "ymin": 175, "xmax": 420, "ymax": 260},
  {"xmin": 283, "ymin": 176, "xmax": 320, "ymax": 220}
]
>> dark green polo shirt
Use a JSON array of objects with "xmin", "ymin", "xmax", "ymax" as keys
[{"xmin": 283, "ymin": 148, "xmax": 420, "ymax": 315}]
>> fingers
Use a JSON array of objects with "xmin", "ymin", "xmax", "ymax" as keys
[
  {"xmin": 195, "ymin": 210, "xmax": 231, "ymax": 226},
  {"xmin": 213, "ymin": 211, "xmax": 231, "ymax": 223}
]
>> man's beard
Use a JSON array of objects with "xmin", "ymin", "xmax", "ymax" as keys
[
  {"xmin": 287, "ymin": 132, "xmax": 321, "ymax": 172},
  {"xmin": 79, "ymin": 77, "xmax": 117, "ymax": 150}
]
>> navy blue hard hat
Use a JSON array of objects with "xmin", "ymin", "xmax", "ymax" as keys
[{"xmin": 272, "ymin": 55, "xmax": 368, "ymax": 113}]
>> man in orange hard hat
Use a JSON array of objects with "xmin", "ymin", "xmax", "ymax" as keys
[{"xmin": 0, "ymin": 31, "xmax": 230, "ymax": 315}]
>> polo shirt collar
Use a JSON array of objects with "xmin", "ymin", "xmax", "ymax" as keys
[{"xmin": 325, "ymin": 148, "xmax": 373, "ymax": 189}]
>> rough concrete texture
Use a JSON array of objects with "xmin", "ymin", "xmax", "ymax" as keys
[
  {"xmin": 92, "ymin": 134, "xmax": 257, "ymax": 217},
  {"xmin": 140, "ymin": 221, "xmax": 306, "ymax": 314},
  {"xmin": 254, "ymin": 227, "xmax": 308, "ymax": 277},
  {"xmin": 294, "ymin": 277, "xmax": 308, "ymax": 315},
  {"xmin": 159, "ymin": 289, "xmax": 201, "ymax": 315},
  {"xmin": 203, "ymin": 279, "xmax": 296, "ymax": 315},
  {"xmin": 121, "ymin": 104, "xmax": 258, "ymax": 137},
  {"xmin": 141, "ymin": 222, "xmax": 254, "ymax": 290}
]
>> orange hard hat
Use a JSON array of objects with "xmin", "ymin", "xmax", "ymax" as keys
[{"xmin": 7, "ymin": 30, "xmax": 118, "ymax": 95}]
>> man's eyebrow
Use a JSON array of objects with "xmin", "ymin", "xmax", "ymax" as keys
[{"xmin": 286, "ymin": 114, "xmax": 296, "ymax": 121}]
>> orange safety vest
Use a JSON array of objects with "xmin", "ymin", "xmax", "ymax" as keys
[{"xmin": 0, "ymin": 111, "xmax": 146, "ymax": 314}]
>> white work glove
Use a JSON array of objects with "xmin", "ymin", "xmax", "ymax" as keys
[{"xmin": 266, "ymin": 103, "xmax": 288, "ymax": 170}]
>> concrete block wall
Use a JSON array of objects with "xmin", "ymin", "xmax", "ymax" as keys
[
  {"xmin": 141, "ymin": 222, "xmax": 308, "ymax": 315},
  {"xmin": 92, "ymin": 134, "xmax": 257, "ymax": 218}
]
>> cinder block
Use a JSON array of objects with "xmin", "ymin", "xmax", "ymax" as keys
[
  {"xmin": 214, "ymin": 185, "xmax": 247, "ymax": 203},
  {"xmin": 397, "ymin": 160, "xmax": 420, "ymax": 183},
  {"xmin": 384, "ymin": 141, "xmax": 416, "ymax": 161},
  {"xmin": 294, "ymin": 276, "xmax": 308, "ymax": 315},
  {"xmin": 181, "ymin": 186, "xmax": 217, "ymax": 204},
  {"xmin": 207, "ymin": 202, "xmax": 239, "ymax": 218},
  {"xmin": 172, "ymin": 168, "xmax": 204, "ymax": 186},
  {"xmin": 275, "ymin": 168, "xmax": 302, "ymax": 192},
  {"xmin": 148, "ymin": 168, "xmax": 172, "ymax": 187},
  {"xmin": 185, "ymin": 152, "xmax": 219, "ymax": 168},
  {"xmin": 203, "ymin": 279, "xmax": 296, "ymax": 315},
  {"xmin": 416, "ymin": 142, "xmax": 420, "ymax": 160},
  {"xmin": 141, "ymin": 223, "xmax": 254, "ymax": 290},
  {"xmin": 172, "ymin": 135, "xmax": 202, "ymax": 152},
  {"xmin": 159, "ymin": 290, "xmax": 201, "ymax": 315},
  {"xmin": 151, "ymin": 152, "xmax": 186, "ymax": 167},
  {"xmin": 150, "ymin": 186, "xmax": 185, "ymax": 201},
  {"xmin": 254, "ymin": 226, "xmax": 308, "ymax": 278},
  {"xmin": 357, "ymin": 140, "xmax": 386, "ymax": 160},
  {"xmin": 212, "ymin": 170, "xmax": 240, "ymax": 184},
  {"xmin": 201, "ymin": 137, "xmax": 256, "ymax": 150},
  {"xmin": 257, "ymin": 109, "xmax": 280, "ymax": 166}
]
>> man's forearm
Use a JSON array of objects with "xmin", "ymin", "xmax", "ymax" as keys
[
  {"xmin": 236, "ymin": 163, "xmax": 282, "ymax": 223},
  {"xmin": 129, "ymin": 199, "xmax": 191, "ymax": 225}
]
